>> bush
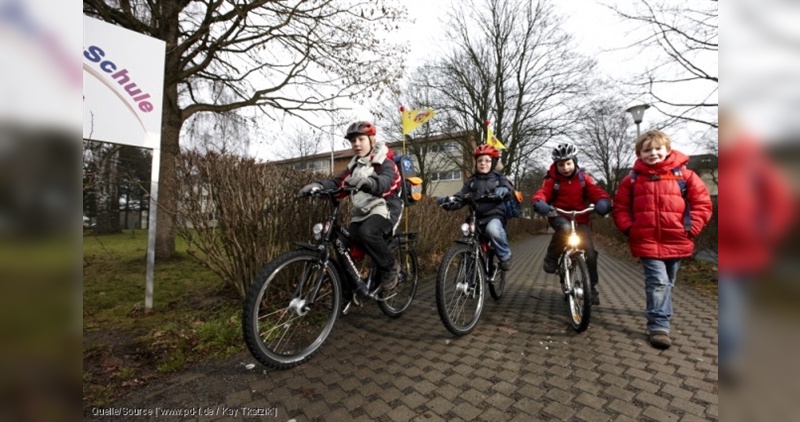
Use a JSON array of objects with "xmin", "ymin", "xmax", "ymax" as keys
[
  {"xmin": 174, "ymin": 151, "xmax": 544, "ymax": 298},
  {"xmin": 175, "ymin": 152, "xmax": 329, "ymax": 298}
]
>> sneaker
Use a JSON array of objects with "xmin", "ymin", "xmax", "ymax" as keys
[
  {"xmin": 499, "ymin": 256, "xmax": 512, "ymax": 271},
  {"xmin": 591, "ymin": 287, "xmax": 600, "ymax": 305},
  {"xmin": 542, "ymin": 257, "xmax": 557, "ymax": 274},
  {"xmin": 378, "ymin": 262, "xmax": 400, "ymax": 293},
  {"xmin": 648, "ymin": 330, "xmax": 672, "ymax": 349}
]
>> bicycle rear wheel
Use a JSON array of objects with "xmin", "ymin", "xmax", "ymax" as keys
[
  {"xmin": 436, "ymin": 244, "xmax": 485, "ymax": 336},
  {"xmin": 242, "ymin": 250, "xmax": 341, "ymax": 369},
  {"xmin": 565, "ymin": 252, "xmax": 591, "ymax": 332},
  {"xmin": 378, "ymin": 242, "xmax": 419, "ymax": 318}
]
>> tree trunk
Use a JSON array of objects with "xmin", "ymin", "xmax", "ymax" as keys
[
  {"xmin": 95, "ymin": 148, "xmax": 121, "ymax": 234},
  {"xmin": 155, "ymin": 84, "xmax": 181, "ymax": 261},
  {"xmin": 154, "ymin": 3, "xmax": 183, "ymax": 261}
]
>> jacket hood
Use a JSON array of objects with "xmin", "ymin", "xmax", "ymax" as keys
[
  {"xmin": 348, "ymin": 141, "xmax": 392, "ymax": 169},
  {"xmin": 632, "ymin": 149, "xmax": 689, "ymax": 174}
]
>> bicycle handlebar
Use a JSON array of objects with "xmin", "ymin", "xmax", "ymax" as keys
[
  {"xmin": 439, "ymin": 193, "xmax": 503, "ymax": 207},
  {"xmin": 548, "ymin": 204, "xmax": 595, "ymax": 218},
  {"xmin": 301, "ymin": 186, "xmax": 357, "ymax": 197}
]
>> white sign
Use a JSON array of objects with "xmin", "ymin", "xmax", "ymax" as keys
[{"xmin": 82, "ymin": 16, "xmax": 165, "ymax": 149}]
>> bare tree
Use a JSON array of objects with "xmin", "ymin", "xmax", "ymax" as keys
[
  {"xmin": 574, "ymin": 97, "xmax": 636, "ymax": 194},
  {"xmin": 84, "ymin": 0, "xmax": 407, "ymax": 260},
  {"xmin": 429, "ymin": 0, "xmax": 595, "ymax": 181},
  {"xmin": 609, "ymin": 0, "xmax": 718, "ymax": 128},
  {"xmin": 83, "ymin": 141, "xmax": 123, "ymax": 234},
  {"xmin": 373, "ymin": 65, "xmax": 468, "ymax": 195},
  {"xmin": 277, "ymin": 127, "xmax": 325, "ymax": 160}
]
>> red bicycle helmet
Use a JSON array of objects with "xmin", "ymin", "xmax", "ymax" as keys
[
  {"xmin": 345, "ymin": 121, "xmax": 377, "ymax": 139},
  {"xmin": 473, "ymin": 143, "xmax": 500, "ymax": 158}
]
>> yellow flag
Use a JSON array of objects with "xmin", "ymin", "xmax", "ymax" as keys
[
  {"xmin": 401, "ymin": 108, "xmax": 436, "ymax": 135},
  {"xmin": 486, "ymin": 126, "xmax": 507, "ymax": 150}
]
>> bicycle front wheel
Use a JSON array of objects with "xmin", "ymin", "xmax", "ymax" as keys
[
  {"xmin": 436, "ymin": 244, "xmax": 485, "ymax": 336},
  {"xmin": 488, "ymin": 260, "xmax": 506, "ymax": 300},
  {"xmin": 565, "ymin": 252, "xmax": 591, "ymax": 332},
  {"xmin": 378, "ymin": 242, "xmax": 419, "ymax": 317},
  {"xmin": 242, "ymin": 250, "xmax": 342, "ymax": 369}
]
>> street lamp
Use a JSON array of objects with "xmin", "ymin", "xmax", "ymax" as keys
[{"xmin": 625, "ymin": 103, "xmax": 650, "ymax": 137}]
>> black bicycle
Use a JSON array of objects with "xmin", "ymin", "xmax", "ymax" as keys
[
  {"xmin": 550, "ymin": 205, "xmax": 595, "ymax": 332},
  {"xmin": 242, "ymin": 187, "xmax": 419, "ymax": 369},
  {"xmin": 435, "ymin": 193, "xmax": 507, "ymax": 336}
]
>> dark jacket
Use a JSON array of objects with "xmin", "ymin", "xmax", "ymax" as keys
[{"xmin": 450, "ymin": 171, "xmax": 513, "ymax": 225}]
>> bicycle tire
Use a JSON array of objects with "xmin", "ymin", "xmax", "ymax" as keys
[
  {"xmin": 488, "ymin": 259, "xmax": 506, "ymax": 300},
  {"xmin": 566, "ymin": 252, "xmax": 592, "ymax": 332},
  {"xmin": 378, "ymin": 244, "xmax": 419, "ymax": 318},
  {"xmin": 242, "ymin": 249, "xmax": 341, "ymax": 369},
  {"xmin": 435, "ymin": 244, "xmax": 485, "ymax": 336}
]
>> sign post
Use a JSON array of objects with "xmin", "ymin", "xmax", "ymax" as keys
[{"xmin": 83, "ymin": 16, "xmax": 165, "ymax": 311}]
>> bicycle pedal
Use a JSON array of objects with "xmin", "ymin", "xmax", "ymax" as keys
[{"xmin": 372, "ymin": 292, "xmax": 397, "ymax": 302}]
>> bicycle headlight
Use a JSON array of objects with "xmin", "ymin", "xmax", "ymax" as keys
[
  {"xmin": 567, "ymin": 233, "xmax": 580, "ymax": 247},
  {"xmin": 312, "ymin": 223, "xmax": 324, "ymax": 240},
  {"xmin": 460, "ymin": 223, "xmax": 470, "ymax": 237}
]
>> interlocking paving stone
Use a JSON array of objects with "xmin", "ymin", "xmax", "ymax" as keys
[
  {"xmin": 575, "ymin": 406, "xmax": 612, "ymax": 422},
  {"xmin": 91, "ymin": 235, "xmax": 718, "ymax": 421}
]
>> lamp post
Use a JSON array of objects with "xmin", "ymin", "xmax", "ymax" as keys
[{"xmin": 625, "ymin": 103, "xmax": 650, "ymax": 137}]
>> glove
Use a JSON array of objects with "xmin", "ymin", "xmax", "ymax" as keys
[
  {"xmin": 594, "ymin": 199, "xmax": 612, "ymax": 216},
  {"xmin": 437, "ymin": 196, "xmax": 461, "ymax": 210},
  {"xmin": 298, "ymin": 182, "xmax": 322, "ymax": 196},
  {"xmin": 533, "ymin": 200, "xmax": 551, "ymax": 216},
  {"xmin": 344, "ymin": 176, "xmax": 376, "ymax": 192},
  {"xmin": 494, "ymin": 187, "xmax": 510, "ymax": 199}
]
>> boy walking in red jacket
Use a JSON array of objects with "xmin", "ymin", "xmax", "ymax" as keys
[
  {"xmin": 532, "ymin": 143, "xmax": 612, "ymax": 304},
  {"xmin": 613, "ymin": 130, "xmax": 713, "ymax": 349}
]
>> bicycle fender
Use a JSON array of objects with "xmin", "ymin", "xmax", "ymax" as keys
[
  {"xmin": 453, "ymin": 240, "xmax": 472, "ymax": 246},
  {"xmin": 293, "ymin": 242, "xmax": 324, "ymax": 252}
]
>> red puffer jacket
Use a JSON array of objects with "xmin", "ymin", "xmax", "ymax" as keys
[
  {"xmin": 718, "ymin": 136, "xmax": 795, "ymax": 273},
  {"xmin": 613, "ymin": 150, "xmax": 713, "ymax": 258},
  {"xmin": 531, "ymin": 165, "xmax": 610, "ymax": 225}
]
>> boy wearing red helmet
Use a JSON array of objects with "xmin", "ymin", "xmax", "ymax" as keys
[
  {"xmin": 437, "ymin": 144, "xmax": 514, "ymax": 271},
  {"xmin": 298, "ymin": 121, "xmax": 404, "ymax": 295},
  {"xmin": 531, "ymin": 142, "xmax": 612, "ymax": 305}
]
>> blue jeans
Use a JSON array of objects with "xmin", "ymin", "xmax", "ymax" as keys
[
  {"xmin": 483, "ymin": 218, "xmax": 511, "ymax": 261},
  {"xmin": 641, "ymin": 258, "xmax": 681, "ymax": 333},
  {"xmin": 718, "ymin": 274, "xmax": 750, "ymax": 368}
]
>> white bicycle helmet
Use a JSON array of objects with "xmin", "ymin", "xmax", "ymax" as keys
[{"xmin": 552, "ymin": 143, "xmax": 578, "ymax": 162}]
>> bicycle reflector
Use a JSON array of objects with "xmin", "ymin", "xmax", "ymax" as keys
[
  {"xmin": 312, "ymin": 223, "xmax": 324, "ymax": 240},
  {"xmin": 568, "ymin": 233, "xmax": 580, "ymax": 247},
  {"xmin": 460, "ymin": 223, "xmax": 470, "ymax": 237}
]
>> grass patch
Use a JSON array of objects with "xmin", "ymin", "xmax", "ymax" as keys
[
  {"xmin": 83, "ymin": 230, "xmax": 242, "ymax": 408},
  {"xmin": 594, "ymin": 233, "xmax": 718, "ymax": 296}
]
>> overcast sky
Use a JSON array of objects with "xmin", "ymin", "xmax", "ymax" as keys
[{"xmin": 250, "ymin": 0, "xmax": 717, "ymax": 161}]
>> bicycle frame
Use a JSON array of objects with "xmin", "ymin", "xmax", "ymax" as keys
[
  {"xmin": 449, "ymin": 194, "xmax": 503, "ymax": 284},
  {"xmin": 547, "ymin": 205, "xmax": 595, "ymax": 332},
  {"xmin": 299, "ymin": 188, "xmax": 408, "ymax": 310}
]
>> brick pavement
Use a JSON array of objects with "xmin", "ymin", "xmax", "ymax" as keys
[{"xmin": 90, "ymin": 235, "xmax": 718, "ymax": 421}]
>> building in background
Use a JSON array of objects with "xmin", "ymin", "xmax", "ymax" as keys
[{"xmin": 274, "ymin": 131, "xmax": 475, "ymax": 198}]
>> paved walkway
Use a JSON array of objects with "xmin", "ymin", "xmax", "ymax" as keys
[{"xmin": 90, "ymin": 235, "xmax": 718, "ymax": 421}]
